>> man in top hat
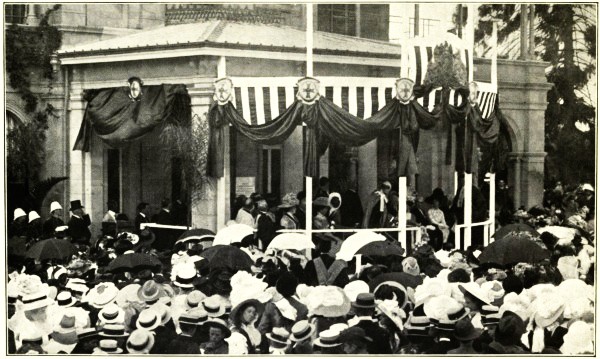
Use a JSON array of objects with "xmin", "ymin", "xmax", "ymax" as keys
[
  {"xmin": 67, "ymin": 200, "xmax": 92, "ymax": 245},
  {"xmin": 349, "ymin": 293, "xmax": 392, "ymax": 354},
  {"xmin": 363, "ymin": 181, "xmax": 392, "ymax": 229},
  {"xmin": 43, "ymin": 201, "xmax": 65, "ymax": 238}
]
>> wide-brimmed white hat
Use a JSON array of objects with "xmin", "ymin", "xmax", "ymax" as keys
[
  {"xmin": 581, "ymin": 183, "xmax": 594, "ymax": 192},
  {"xmin": 85, "ymin": 282, "xmax": 119, "ymax": 309},
  {"xmin": 459, "ymin": 282, "xmax": 491, "ymax": 306},
  {"xmin": 14, "ymin": 208, "xmax": 26, "ymax": 220},
  {"xmin": 50, "ymin": 201, "xmax": 63, "ymax": 213},
  {"xmin": 28, "ymin": 211, "xmax": 40, "ymax": 223},
  {"xmin": 343, "ymin": 280, "xmax": 369, "ymax": 302}
]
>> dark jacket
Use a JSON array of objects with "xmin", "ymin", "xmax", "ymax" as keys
[
  {"xmin": 167, "ymin": 334, "xmax": 200, "ymax": 354},
  {"xmin": 340, "ymin": 189, "xmax": 363, "ymax": 228},
  {"xmin": 152, "ymin": 209, "xmax": 172, "ymax": 225},
  {"xmin": 134, "ymin": 213, "xmax": 149, "ymax": 234},
  {"xmin": 43, "ymin": 216, "xmax": 65, "ymax": 238},
  {"xmin": 256, "ymin": 212, "xmax": 277, "ymax": 248},
  {"xmin": 67, "ymin": 215, "xmax": 91, "ymax": 245},
  {"xmin": 355, "ymin": 318, "xmax": 392, "ymax": 354}
]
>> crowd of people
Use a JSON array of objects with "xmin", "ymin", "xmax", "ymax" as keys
[{"xmin": 6, "ymin": 178, "xmax": 596, "ymax": 355}]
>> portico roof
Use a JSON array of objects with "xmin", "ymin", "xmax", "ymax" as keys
[{"xmin": 58, "ymin": 20, "xmax": 402, "ymax": 66}]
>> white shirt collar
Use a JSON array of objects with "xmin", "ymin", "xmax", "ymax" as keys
[
  {"xmin": 163, "ymin": 208, "xmax": 170, "ymax": 213},
  {"xmin": 139, "ymin": 212, "xmax": 146, "ymax": 218},
  {"xmin": 72, "ymin": 214, "xmax": 81, "ymax": 219}
]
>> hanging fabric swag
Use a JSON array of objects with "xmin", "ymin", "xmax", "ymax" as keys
[
  {"xmin": 207, "ymin": 83, "xmax": 442, "ymax": 178},
  {"xmin": 73, "ymin": 84, "xmax": 191, "ymax": 152}
]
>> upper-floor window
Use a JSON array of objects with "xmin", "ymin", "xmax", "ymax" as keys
[
  {"xmin": 317, "ymin": 4, "xmax": 357, "ymax": 37},
  {"xmin": 408, "ymin": 17, "xmax": 440, "ymax": 37},
  {"xmin": 5, "ymin": 4, "xmax": 26, "ymax": 24}
]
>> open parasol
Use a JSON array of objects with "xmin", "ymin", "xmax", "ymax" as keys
[
  {"xmin": 267, "ymin": 233, "xmax": 315, "ymax": 251},
  {"xmin": 213, "ymin": 224, "xmax": 254, "ymax": 246},
  {"xmin": 201, "ymin": 245, "xmax": 254, "ymax": 272},
  {"xmin": 357, "ymin": 240, "xmax": 405, "ymax": 258},
  {"xmin": 336, "ymin": 231, "xmax": 386, "ymax": 261},
  {"xmin": 175, "ymin": 228, "xmax": 215, "ymax": 245},
  {"xmin": 369, "ymin": 272, "xmax": 424, "ymax": 291},
  {"xmin": 26, "ymin": 238, "xmax": 76, "ymax": 261},
  {"xmin": 478, "ymin": 233, "xmax": 550, "ymax": 266},
  {"xmin": 105, "ymin": 253, "xmax": 163, "ymax": 272}
]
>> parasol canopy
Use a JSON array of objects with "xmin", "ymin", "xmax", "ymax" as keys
[
  {"xmin": 201, "ymin": 245, "xmax": 254, "ymax": 272},
  {"xmin": 213, "ymin": 224, "xmax": 254, "ymax": 246},
  {"xmin": 492, "ymin": 223, "xmax": 539, "ymax": 240},
  {"xmin": 105, "ymin": 253, "xmax": 162, "ymax": 272},
  {"xmin": 26, "ymin": 238, "xmax": 76, "ymax": 261},
  {"xmin": 336, "ymin": 231, "xmax": 386, "ymax": 261},
  {"xmin": 175, "ymin": 228, "xmax": 215, "ymax": 245},
  {"xmin": 369, "ymin": 272, "xmax": 424, "ymax": 291},
  {"xmin": 267, "ymin": 233, "xmax": 315, "ymax": 251},
  {"xmin": 357, "ymin": 240, "xmax": 405, "ymax": 258},
  {"xmin": 478, "ymin": 233, "xmax": 550, "ymax": 266}
]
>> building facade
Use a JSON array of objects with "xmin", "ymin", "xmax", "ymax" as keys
[{"xmin": 6, "ymin": 4, "xmax": 549, "ymax": 235}]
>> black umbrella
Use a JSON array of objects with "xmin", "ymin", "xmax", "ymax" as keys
[
  {"xmin": 176, "ymin": 228, "xmax": 215, "ymax": 245},
  {"xmin": 478, "ymin": 234, "xmax": 550, "ymax": 266},
  {"xmin": 200, "ymin": 245, "xmax": 253, "ymax": 272},
  {"xmin": 26, "ymin": 238, "xmax": 76, "ymax": 261},
  {"xmin": 369, "ymin": 272, "xmax": 423, "ymax": 291},
  {"xmin": 492, "ymin": 223, "xmax": 539, "ymax": 240},
  {"xmin": 357, "ymin": 240, "xmax": 405, "ymax": 258},
  {"xmin": 105, "ymin": 253, "xmax": 162, "ymax": 272}
]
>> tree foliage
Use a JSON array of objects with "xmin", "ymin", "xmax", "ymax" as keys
[
  {"xmin": 475, "ymin": 4, "xmax": 596, "ymax": 186},
  {"xmin": 6, "ymin": 5, "xmax": 62, "ymax": 112}
]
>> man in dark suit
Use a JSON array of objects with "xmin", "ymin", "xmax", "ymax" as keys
[
  {"xmin": 67, "ymin": 200, "xmax": 92, "ymax": 245},
  {"xmin": 349, "ymin": 293, "xmax": 392, "ymax": 354},
  {"xmin": 43, "ymin": 201, "xmax": 65, "ymax": 238},
  {"xmin": 152, "ymin": 198, "xmax": 172, "ymax": 225},
  {"xmin": 134, "ymin": 202, "xmax": 150, "ymax": 234}
]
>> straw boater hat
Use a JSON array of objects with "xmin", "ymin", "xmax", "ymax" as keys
[
  {"xmin": 98, "ymin": 303, "xmax": 125, "ymax": 325},
  {"xmin": 178, "ymin": 312, "xmax": 203, "ymax": 327},
  {"xmin": 55, "ymin": 291, "xmax": 77, "ymax": 308},
  {"xmin": 14, "ymin": 208, "xmax": 26, "ymax": 220},
  {"xmin": 404, "ymin": 314, "xmax": 431, "ymax": 337},
  {"xmin": 99, "ymin": 324, "xmax": 129, "ymax": 338},
  {"xmin": 50, "ymin": 201, "xmax": 63, "ymax": 213},
  {"xmin": 94, "ymin": 339, "xmax": 123, "ymax": 354},
  {"xmin": 126, "ymin": 329, "xmax": 155, "ymax": 354},
  {"xmin": 313, "ymin": 329, "xmax": 342, "ymax": 348},
  {"xmin": 290, "ymin": 320, "xmax": 315, "ymax": 342},
  {"xmin": 136, "ymin": 309, "xmax": 161, "ymax": 331},
  {"xmin": 28, "ymin": 211, "xmax": 40, "ymax": 223},
  {"xmin": 172, "ymin": 265, "xmax": 197, "ymax": 288},
  {"xmin": 278, "ymin": 193, "xmax": 299, "ymax": 209},
  {"xmin": 186, "ymin": 307, "xmax": 209, "ymax": 325},
  {"xmin": 186, "ymin": 290, "xmax": 206, "ymax": 308},
  {"xmin": 77, "ymin": 328, "xmax": 98, "ymax": 342},
  {"xmin": 202, "ymin": 296, "xmax": 227, "ymax": 318},
  {"xmin": 204, "ymin": 318, "xmax": 231, "ymax": 337},
  {"xmin": 266, "ymin": 327, "xmax": 292, "ymax": 349},
  {"xmin": 149, "ymin": 303, "xmax": 172, "ymax": 326}
]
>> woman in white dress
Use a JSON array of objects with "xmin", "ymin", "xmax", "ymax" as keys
[{"xmin": 428, "ymin": 199, "xmax": 449, "ymax": 246}]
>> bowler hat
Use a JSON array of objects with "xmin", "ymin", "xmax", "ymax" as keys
[
  {"xmin": 454, "ymin": 318, "xmax": 483, "ymax": 341},
  {"xmin": 352, "ymin": 293, "xmax": 376, "ymax": 309}
]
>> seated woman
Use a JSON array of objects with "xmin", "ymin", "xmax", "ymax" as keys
[{"xmin": 427, "ymin": 199, "xmax": 450, "ymax": 251}]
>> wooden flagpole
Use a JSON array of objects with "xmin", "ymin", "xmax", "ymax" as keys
[{"xmin": 305, "ymin": 4, "xmax": 314, "ymax": 258}]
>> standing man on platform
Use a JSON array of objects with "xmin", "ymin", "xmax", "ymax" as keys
[
  {"xmin": 152, "ymin": 198, "xmax": 173, "ymax": 225},
  {"xmin": 43, "ymin": 201, "xmax": 65, "ymax": 238},
  {"xmin": 67, "ymin": 200, "xmax": 92, "ymax": 246},
  {"xmin": 135, "ymin": 202, "xmax": 150, "ymax": 234}
]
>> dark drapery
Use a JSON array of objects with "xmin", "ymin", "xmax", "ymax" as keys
[
  {"xmin": 207, "ymin": 85, "xmax": 442, "ymax": 178},
  {"xmin": 73, "ymin": 84, "xmax": 190, "ymax": 151}
]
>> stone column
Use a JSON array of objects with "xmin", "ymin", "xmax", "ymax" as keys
[
  {"xmin": 25, "ymin": 4, "xmax": 39, "ymax": 26},
  {"xmin": 508, "ymin": 153, "xmax": 522, "ymax": 209},
  {"xmin": 521, "ymin": 152, "xmax": 546, "ymax": 208},
  {"xmin": 189, "ymin": 81, "xmax": 221, "ymax": 231}
]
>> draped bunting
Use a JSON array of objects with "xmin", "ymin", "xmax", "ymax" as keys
[
  {"xmin": 73, "ymin": 85, "xmax": 190, "ymax": 152},
  {"xmin": 207, "ymin": 85, "xmax": 443, "ymax": 178}
]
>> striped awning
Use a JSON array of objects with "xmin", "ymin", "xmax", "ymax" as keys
[{"xmin": 228, "ymin": 36, "xmax": 497, "ymax": 125}]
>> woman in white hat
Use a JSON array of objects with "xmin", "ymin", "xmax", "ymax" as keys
[
  {"xmin": 278, "ymin": 193, "xmax": 300, "ymax": 230},
  {"xmin": 43, "ymin": 201, "xmax": 65, "ymax": 238}
]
